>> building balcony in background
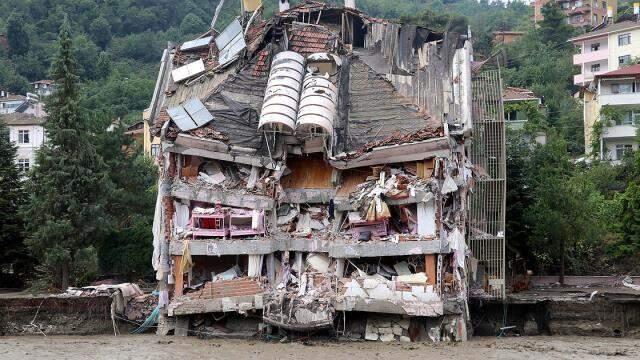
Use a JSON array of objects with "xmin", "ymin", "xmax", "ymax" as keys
[{"xmin": 573, "ymin": 49, "xmax": 608, "ymax": 65}]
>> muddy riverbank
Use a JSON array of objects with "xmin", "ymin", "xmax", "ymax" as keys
[{"xmin": 0, "ymin": 335, "xmax": 637, "ymax": 360}]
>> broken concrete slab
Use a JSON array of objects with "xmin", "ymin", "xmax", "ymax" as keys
[{"xmin": 172, "ymin": 182, "xmax": 275, "ymax": 209}]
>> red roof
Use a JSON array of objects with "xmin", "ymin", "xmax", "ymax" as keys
[
  {"xmin": 503, "ymin": 86, "xmax": 539, "ymax": 101},
  {"xmin": 596, "ymin": 64, "xmax": 640, "ymax": 79},
  {"xmin": 288, "ymin": 24, "xmax": 335, "ymax": 56},
  {"xmin": 31, "ymin": 80, "xmax": 54, "ymax": 85}
]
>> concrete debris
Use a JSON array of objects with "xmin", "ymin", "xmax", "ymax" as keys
[
  {"xmin": 623, "ymin": 276, "xmax": 640, "ymax": 291},
  {"xmin": 213, "ymin": 265, "xmax": 242, "ymax": 282},
  {"xmin": 365, "ymin": 315, "xmax": 412, "ymax": 342},
  {"xmin": 441, "ymin": 175, "xmax": 458, "ymax": 194},
  {"xmin": 393, "ymin": 261, "xmax": 412, "ymax": 276},
  {"xmin": 306, "ymin": 253, "xmax": 331, "ymax": 273}
]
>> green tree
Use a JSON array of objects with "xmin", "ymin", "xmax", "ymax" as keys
[
  {"xmin": 22, "ymin": 17, "xmax": 112, "ymax": 290},
  {"xmin": 89, "ymin": 16, "xmax": 112, "ymax": 49},
  {"xmin": 538, "ymin": 3, "xmax": 575, "ymax": 47},
  {"xmin": 618, "ymin": 181, "xmax": 640, "ymax": 256},
  {"xmin": 180, "ymin": 13, "xmax": 206, "ymax": 36},
  {"xmin": 6, "ymin": 12, "xmax": 30, "ymax": 56},
  {"xmin": 89, "ymin": 114, "xmax": 156, "ymax": 279},
  {"xmin": 0, "ymin": 121, "xmax": 30, "ymax": 286},
  {"xmin": 525, "ymin": 134, "xmax": 604, "ymax": 281},
  {"xmin": 73, "ymin": 34, "xmax": 101, "ymax": 80}
]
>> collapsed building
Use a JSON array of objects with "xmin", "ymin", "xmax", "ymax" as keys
[{"xmin": 148, "ymin": 0, "xmax": 506, "ymax": 342}]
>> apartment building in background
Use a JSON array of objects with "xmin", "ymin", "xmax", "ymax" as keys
[
  {"xmin": 583, "ymin": 65, "xmax": 640, "ymax": 161},
  {"xmin": 534, "ymin": 0, "xmax": 616, "ymax": 28},
  {"xmin": 571, "ymin": 21, "xmax": 640, "ymax": 86},
  {"xmin": 0, "ymin": 90, "xmax": 26, "ymax": 115},
  {"xmin": 0, "ymin": 113, "xmax": 46, "ymax": 174}
]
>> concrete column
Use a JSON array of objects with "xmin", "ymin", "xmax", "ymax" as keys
[
  {"xmin": 335, "ymin": 258, "xmax": 345, "ymax": 278},
  {"xmin": 266, "ymin": 253, "xmax": 276, "ymax": 283}
]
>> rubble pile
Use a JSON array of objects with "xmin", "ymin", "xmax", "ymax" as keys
[
  {"xmin": 125, "ymin": 294, "xmax": 158, "ymax": 321},
  {"xmin": 263, "ymin": 253, "xmax": 338, "ymax": 330},
  {"xmin": 176, "ymin": 158, "xmax": 276, "ymax": 196},
  {"xmin": 276, "ymin": 204, "xmax": 335, "ymax": 238},
  {"xmin": 364, "ymin": 315, "xmax": 412, "ymax": 342}
]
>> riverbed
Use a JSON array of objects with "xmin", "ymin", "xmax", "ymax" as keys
[{"xmin": 0, "ymin": 335, "xmax": 637, "ymax": 359}]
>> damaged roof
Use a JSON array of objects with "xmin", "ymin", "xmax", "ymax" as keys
[
  {"xmin": 288, "ymin": 23, "xmax": 337, "ymax": 55},
  {"xmin": 150, "ymin": 0, "xmax": 458, "ymax": 161},
  {"xmin": 503, "ymin": 87, "xmax": 540, "ymax": 102},
  {"xmin": 346, "ymin": 59, "xmax": 436, "ymax": 150}
]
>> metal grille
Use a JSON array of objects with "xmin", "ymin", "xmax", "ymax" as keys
[{"xmin": 468, "ymin": 67, "xmax": 506, "ymax": 299}]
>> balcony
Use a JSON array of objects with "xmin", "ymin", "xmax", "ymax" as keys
[
  {"xmin": 599, "ymin": 93, "xmax": 640, "ymax": 106},
  {"xmin": 602, "ymin": 125, "xmax": 637, "ymax": 139},
  {"xmin": 574, "ymin": 70, "xmax": 608, "ymax": 85},
  {"xmin": 573, "ymin": 49, "xmax": 608, "ymax": 65}
]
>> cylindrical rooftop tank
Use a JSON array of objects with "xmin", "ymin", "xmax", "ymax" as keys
[
  {"xmin": 296, "ymin": 73, "xmax": 338, "ymax": 138},
  {"xmin": 258, "ymin": 51, "xmax": 305, "ymax": 133}
]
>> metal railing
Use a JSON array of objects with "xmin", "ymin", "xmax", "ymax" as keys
[{"xmin": 468, "ymin": 65, "xmax": 506, "ymax": 299}]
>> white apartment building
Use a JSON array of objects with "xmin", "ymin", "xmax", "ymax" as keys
[
  {"xmin": 0, "ymin": 90, "xmax": 26, "ymax": 115},
  {"xmin": 30, "ymin": 80, "xmax": 55, "ymax": 97},
  {"xmin": 570, "ymin": 20, "xmax": 640, "ymax": 86},
  {"xmin": 584, "ymin": 65, "xmax": 640, "ymax": 161},
  {"xmin": 1, "ymin": 113, "xmax": 46, "ymax": 173}
]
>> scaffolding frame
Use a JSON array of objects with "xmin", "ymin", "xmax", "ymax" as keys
[{"xmin": 468, "ymin": 63, "xmax": 506, "ymax": 299}]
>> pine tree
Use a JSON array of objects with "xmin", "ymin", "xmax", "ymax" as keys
[
  {"xmin": 22, "ymin": 17, "xmax": 112, "ymax": 290},
  {"xmin": 0, "ymin": 120, "xmax": 29, "ymax": 284},
  {"xmin": 539, "ymin": 3, "xmax": 576, "ymax": 48}
]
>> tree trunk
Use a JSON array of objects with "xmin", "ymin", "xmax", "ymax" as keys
[
  {"xmin": 559, "ymin": 238, "xmax": 565, "ymax": 285},
  {"xmin": 61, "ymin": 261, "xmax": 70, "ymax": 290}
]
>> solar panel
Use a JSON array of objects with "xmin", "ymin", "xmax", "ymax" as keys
[
  {"xmin": 183, "ymin": 98, "xmax": 213, "ymax": 127},
  {"xmin": 171, "ymin": 59, "xmax": 206, "ymax": 83},
  {"xmin": 215, "ymin": 19, "xmax": 246, "ymax": 67},
  {"xmin": 215, "ymin": 19, "xmax": 243, "ymax": 50},
  {"xmin": 167, "ymin": 105, "xmax": 197, "ymax": 131},
  {"xmin": 167, "ymin": 98, "xmax": 214, "ymax": 131},
  {"xmin": 180, "ymin": 36, "xmax": 213, "ymax": 51}
]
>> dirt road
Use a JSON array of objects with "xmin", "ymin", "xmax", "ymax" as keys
[{"xmin": 0, "ymin": 335, "xmax": 636, "ymax": 359}]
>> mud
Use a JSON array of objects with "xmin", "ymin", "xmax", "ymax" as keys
[{"xmin": 0, "ymin": 335, "xmax": 638, "ymax": 360}]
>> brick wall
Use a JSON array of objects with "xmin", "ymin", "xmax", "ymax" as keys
[{"xmin": 185, "ymin": 278, "xmax": 265, "ymax": 300}]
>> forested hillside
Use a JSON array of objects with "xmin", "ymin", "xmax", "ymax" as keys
[{"xmin": 0, "ymin": 0, "xmax": 532, "ymax": 123}]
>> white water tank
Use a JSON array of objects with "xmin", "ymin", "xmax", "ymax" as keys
[
  {"xmin": 279, "ymin": 0, "xmax": 291, "ymax": 12},
  {"xmin": 259, "ymin": 51, "xmax": 305, "ymax": 133},
  {"xmin": 296, "ymin": 73, "xmax": 338, "ymax": 138},
  {"xmin": 345, "ymin": 0, "xmax": 356, "ymax": 9}
]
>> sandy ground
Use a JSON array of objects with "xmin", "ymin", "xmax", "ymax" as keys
[{"xmin": 0, "ymin": 335, "xmax": 637, "ymax": 360}]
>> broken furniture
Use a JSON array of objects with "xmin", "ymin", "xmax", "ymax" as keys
[
  {"xmin": 190, "ymin": 212, "xmax": 230, "ymax": 239},
  {"xmin": 229, "ymin": 209, "xmax": 266, "ymax": 238},
  {"xmin": 349, "ymin": 219, "xmax": 388, "ymax": 241}
]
